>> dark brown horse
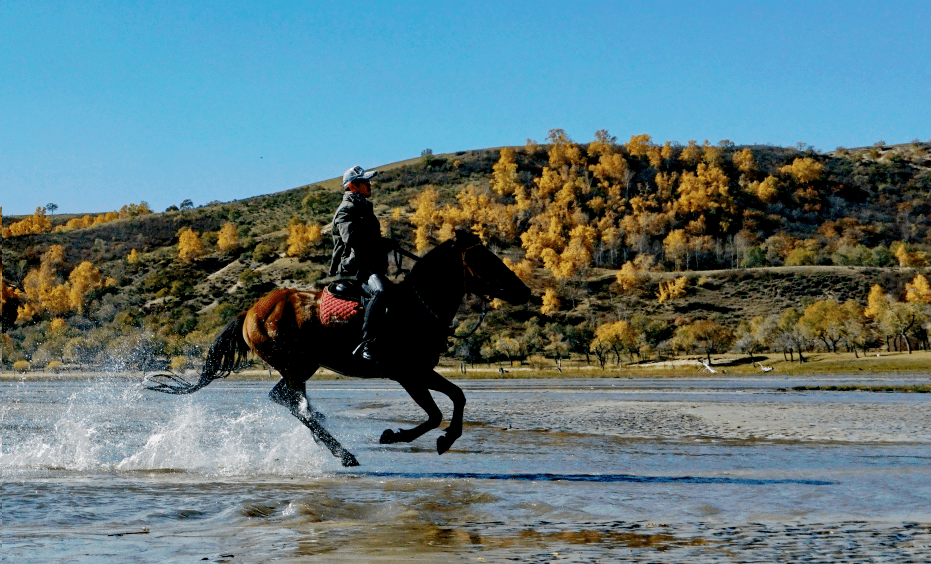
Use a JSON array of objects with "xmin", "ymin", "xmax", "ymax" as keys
[{"xmin": 146, "ymin": 231, "xmax": 530, "ymax": 466}]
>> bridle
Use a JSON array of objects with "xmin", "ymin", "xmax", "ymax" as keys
[{"xmin": 403, "ymin": 240, "xmax": 493, "ymax": 340}]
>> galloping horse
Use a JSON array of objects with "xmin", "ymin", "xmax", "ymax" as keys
[{"xmin": 146, "ymin": 231, "xmax": 531, "ymax": 466}]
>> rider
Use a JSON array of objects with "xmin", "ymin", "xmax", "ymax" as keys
[{"xmin": 330, "ymin": 165, "xmax": 395, "ymax": 362}]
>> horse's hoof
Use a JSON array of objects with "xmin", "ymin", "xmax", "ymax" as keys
[
  {"xmin": 437, "ymin": 433, "xmax": 457, "ymax": 455},
  {"xmin": 379, "ymin": 429, "xmax": 397, "ymax": 444},
  {"xmin": 340, "ymin": 451, "xmax": 360, "ymax": 467}
]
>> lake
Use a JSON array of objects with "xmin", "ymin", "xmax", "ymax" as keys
[{"xmin": 3, "ymin": 374, "xmax": 930, "ymax": 562}]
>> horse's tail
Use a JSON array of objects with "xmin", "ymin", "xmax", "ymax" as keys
[{"xmin": 145, "ymin": 314, "xmax": 250, "ymax": 395}]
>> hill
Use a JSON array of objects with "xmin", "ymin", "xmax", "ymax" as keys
[{"xmin": 2, "ymin": 135, "xmax": 931, "ymax": 372}]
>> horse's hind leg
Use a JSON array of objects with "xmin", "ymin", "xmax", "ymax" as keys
[{"xmin": 268, "ymin": 368, "xmax": 359, "ymax": 467}]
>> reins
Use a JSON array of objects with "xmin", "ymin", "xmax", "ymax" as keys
[{"xmin": 399, "ymin": 240, "xmax": 490, "ymax": 340}]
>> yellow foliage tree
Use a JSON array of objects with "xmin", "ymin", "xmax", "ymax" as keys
[
  {"xmin": 732, "ymin": 148, "xmax": 757, "ymax": 174},
  {"xmin": 177, "ymin": 228, "xmax": 204, "ymax": 262},
  {"xmin": 127, "ymin": 249, "xmax": 141, "ymax": 264},
  {"xmin": 893, "ymin": 242, "xmax": 928, "ymax": 268},
  {"xmin": 491, "ymin": 147, "xmax": 520, "ymax": 196},
  {"xmin": 657, "ymin": 276, "xmax": 689, "ymax": 303},
  {"xmin": 626, "ymin": 134, "xmax": 652, "ymax": 158},
  {"xmin": 702, "ymin": 140, "xmax": 723, "ymax": 166},
  {"xmin": 8, "ymin": 207, "xmax": 53, "ymax": 236},
  {"xmin": 411, "ymin": 187, "xmax": 440, "ymax": 252},
  {"xmin": 615, "ymin": 261, "xmax": 642, "ymax": 292},
  {"xmin": 750, "ymin": 176, "xmax": 780, "ymax": 203},
  {"xmin": 541, "ymin": 288, "xmax": 560, "ymax": 315},
  {"xmin": 780, "ymin": 157, "xmax": 824, "ymax": 184},
  {"xmin": 663, "ymin": 229, "xmax": 689, "ymax": 270},
  {"xmin": 591, "ymin": 320, "xmax": 639, "ymax": 365},
  {"xmin": 2, "ymin": 279, "xmax": 23, "ymax": 325},
  {"xmin": 217, "ymin": 222, "xmax": 240, "ymax": 252},
  {"xmin": 864, "ymin": 284, "xmax": 888, "ymax": 320},
  {"xmin": 679, "ymin": 140, "xmax": 701, "ymax": 166},
  {"xmin": 905, "ymin": 274, "xmax": 931, "ymax": 304},
  {"xmin": 675, "ymin": 164, "xmax": 736, "ymax": 233},
  {"xmin": 68, "ymin": 261, "xmax": 104, "ymax": 313},
  {"xmin": 546, "ymin": 129, "xmax": 585, "ymax": 170},
  {"xmin": 503, "ymin": 257, "xmax": 534, "ymax": 284},
  {"xmin": 286, "ymin": 222, "xmax": 321, "ymax": 257}
]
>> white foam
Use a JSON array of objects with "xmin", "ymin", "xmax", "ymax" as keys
[{"xmin": 2, "ymin": 378, "xmax": 335, "ymax": 477}]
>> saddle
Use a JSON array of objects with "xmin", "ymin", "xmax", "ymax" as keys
[{"xmin": 320, "ymin": 281, "xmax": 364, "ymax": 327}]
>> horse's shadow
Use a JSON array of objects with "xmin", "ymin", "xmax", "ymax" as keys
[{"xmin": 358, "ymin": 471, "xmax": 835, "ymax": 486}]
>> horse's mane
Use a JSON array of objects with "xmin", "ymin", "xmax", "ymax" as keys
[{"xmin": 406, "ymin": 239, "xmax": 458, "ymax": 284}]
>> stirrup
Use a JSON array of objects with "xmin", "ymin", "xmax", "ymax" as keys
[{"xmin": 353, "ymin": 340, "xmax": 378, "ymax": 362}]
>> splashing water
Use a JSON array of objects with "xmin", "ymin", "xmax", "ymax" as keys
[{"xmin": 2, "ymin": 377, "xmax": 334, "ymax": 478}]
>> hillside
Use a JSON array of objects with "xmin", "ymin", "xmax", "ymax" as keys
[{"xmin": 3, "ymin": 136, "xmax": 931, "ymax": 372}]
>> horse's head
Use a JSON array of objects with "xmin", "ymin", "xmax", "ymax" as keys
[{"xmin": 454, "ymin": 231, "xmax": 531, "ymax": 305}]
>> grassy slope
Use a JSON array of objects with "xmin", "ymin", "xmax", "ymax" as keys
[{"xmin": 3, "ymin": 142, "xmax": 931, "ymax": 374}]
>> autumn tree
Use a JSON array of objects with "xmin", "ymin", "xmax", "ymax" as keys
[
  {"xmin": 591, "ymin": 320, "xmax": 639, "ymax": 365},
  {"xmin": 864, "ymin": 284, "xmax": 921, "ymax": 353},
  {"xmin": 8, "ymin": 207, "xmax": 52, "ymax": 236},
  {"xmin": 217, "ymin": 222, "xmax": 240, "ymax": 252},
  {"xmin": 177, "ymin": 228, "xmax": 204, "ymax": 262},
  {"xmin": 732, "ymin": 148, "xmax": 757, "ymax": 176},
  {"xmin": 798, "ymin": 299, "xmax": 848, "ymax": 352},
  {"xmin": 657, "ymin": 276, "xmax": 688, "ymax": 303},
  {"xmin": 491, "ymin": 147, "xmax": 520, "ymax": 197},
  {"xmin": 672, "ymin": 319, "xmax": 734, "ymax": 364},
  {"xmin": 893, "ymin": 242, "xmax": 928, "ymax": 268},
  {"xmin": 774, "ymin": 307, "xmax": 807, "ymax": 362},
  {"xmin": 674, "ymin": 163, "xmax": 737, "ymax": 235},
  {"xmin": 286, "ymin": 219, "xmax": 322, "ymax": 258},
  {"xmin": 410, "ymin": 187, "xmax": 441, "ymax": 252},
  {"xmin": 541, "ymin": 288, "xmax": 560, "ymax": 315},
  {"xmin": 749, "ymin": 176, "xmax": 780, "ymax": 204},
  {"xmin": 663, "ymin": 230, "xmax": 689, "ymax": 270},
  {"xmin": 626, "ymin": 134, "xmax": 653, "ymax": 158},
  {"xmin": 67, "ymin": 261, "xmax": 105, "ymax": 313},
  {"xmin": 615, "ymin": 261, "xmax": 643, "ymax": 292},
  {"xmin": 679, "ymin": 140, "xmax": 701, "ymax": 167},
  {"xmin": 780, "ymin": 157, "xmax": 824, "ymax": 184},
  {"xmin": 905, "ymin": 274, "xmax": 931, "ymax": 304},
  {"xmin": 494, "ymin": 336, "xmax": 521, "ymax": 366}
]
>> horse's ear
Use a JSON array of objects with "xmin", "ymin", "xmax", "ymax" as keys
[{"xmin": 454, "ymin": 229, "xmax": 481, "ymax": 247}]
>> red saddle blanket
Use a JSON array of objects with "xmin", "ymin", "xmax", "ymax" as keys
[{"xmin": 319, "ymin": 288, "xmax": 363, "ymax": 327}]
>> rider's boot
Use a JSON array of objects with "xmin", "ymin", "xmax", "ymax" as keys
[{"xmin": 354, "ymin": 291, "xmax": 387, "ymax": 362}]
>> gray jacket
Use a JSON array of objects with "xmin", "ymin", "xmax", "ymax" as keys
[{"xmin": 329, "ymin": 192, "xmax": 389, "ymax": 278}]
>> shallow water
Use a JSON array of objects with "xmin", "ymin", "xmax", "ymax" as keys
[{"xmin": 2, "ymin": 375, "xmax": 930, "ymax": 562}]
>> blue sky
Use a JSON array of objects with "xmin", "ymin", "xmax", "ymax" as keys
[{"xmin": 2, "ymin": 0, "xmax": 929, "ymax": 216}]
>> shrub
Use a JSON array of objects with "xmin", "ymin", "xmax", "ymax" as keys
[
  {"xmin": 253, "ymin": 243, "xmax": 276, "ymax": 263},
  {"xmin": 14, "ymin": 360, "xmax": 30, "ymax": 374},
  {"xmin": 46, "ymin": 360, "xmax": 63, "ymax": 373},
  {"xmin": 170, "ymin": 355, "xmax": 191, "ymax": 372},
  {"xmin": 527, "ymin": 355, "xmax": 549, "ymax": 370}
]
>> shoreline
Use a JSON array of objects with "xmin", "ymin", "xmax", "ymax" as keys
[{"xmin": 3, "ymin": 351, "xmax": 930, "ymax": 382}]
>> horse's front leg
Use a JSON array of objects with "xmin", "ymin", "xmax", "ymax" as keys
[
  {"xmin": 379, "ymin": 377, "xmax": 443, "ymax": 447},
  {"xmin": 269, "ymin": 377, "xmax": 359, "ymax": 467},
  {"xmin": 426, "ymin": 371, "xmax": 465, "ymax": 455},
  {"xmin": 380, "ymin": 371, "xmax": 465, "ymax": 455}
]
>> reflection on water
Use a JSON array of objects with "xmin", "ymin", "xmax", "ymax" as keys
[{"xmin": 2, "ymin": 376, "xmax": 930, "ymax": 562}]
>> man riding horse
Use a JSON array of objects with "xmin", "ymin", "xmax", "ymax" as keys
[{"xmin": 330, "ymin": 165, "xmax": 395, "ymax": 363}]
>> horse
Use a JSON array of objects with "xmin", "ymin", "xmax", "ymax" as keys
[{"xmin": 145, "ymin": 231, "xmax": 531, "ymax": 467}]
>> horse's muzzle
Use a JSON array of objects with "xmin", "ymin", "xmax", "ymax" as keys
[{"xmin": 499, "ymin": 284, "xmax": 531, "ymax": 305}]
